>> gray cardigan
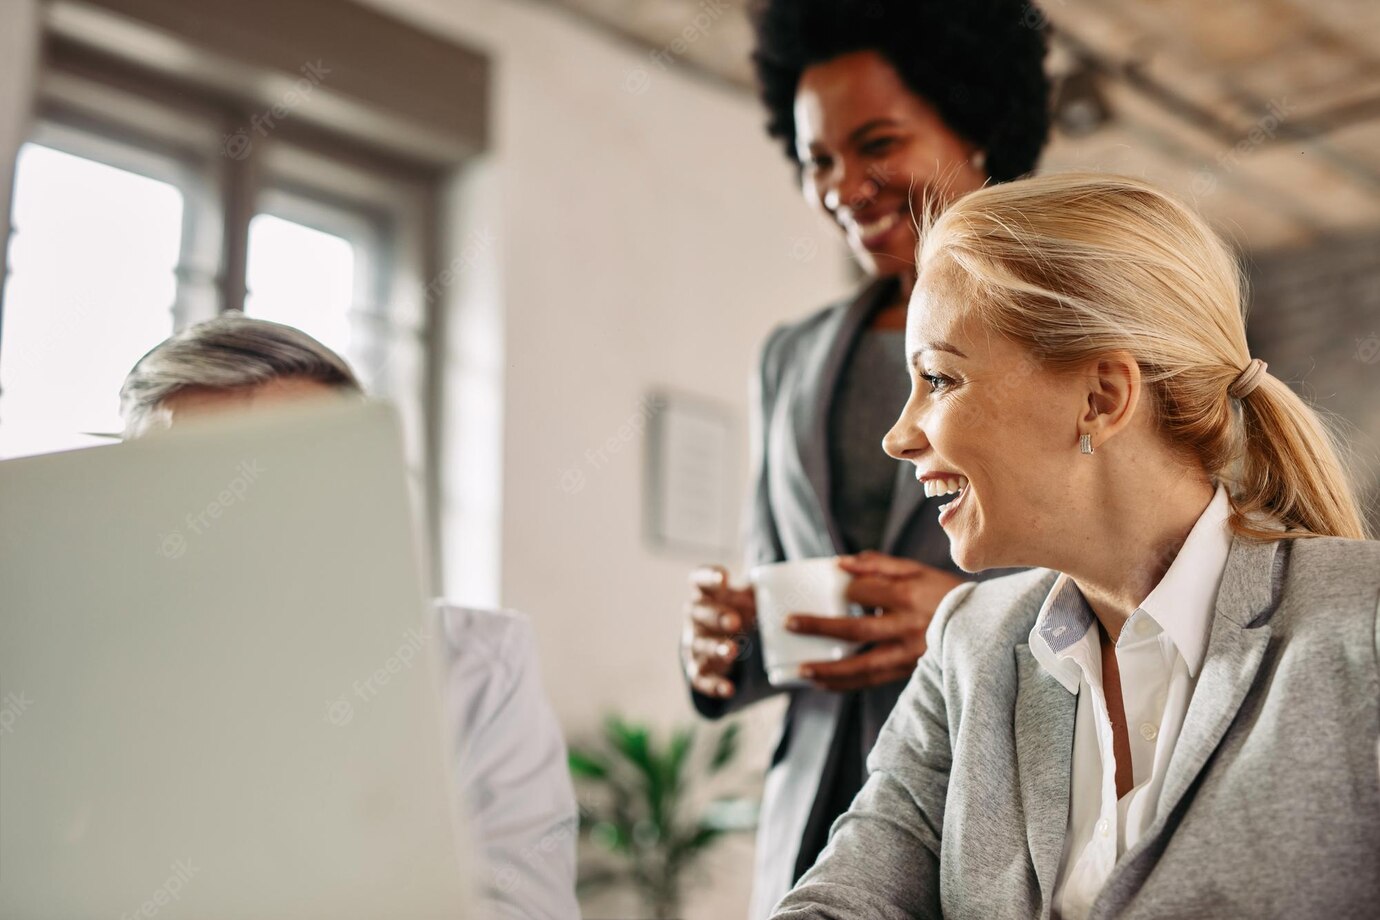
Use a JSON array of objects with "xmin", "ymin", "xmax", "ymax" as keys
[{"xmin": 772, "ymin": 531, "xmax": 1380, "ymax": 919}]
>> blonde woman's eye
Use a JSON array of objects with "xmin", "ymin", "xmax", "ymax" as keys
[{"xmin": 921, "ymin": 373, "xmax": 954, "ymax": 393}]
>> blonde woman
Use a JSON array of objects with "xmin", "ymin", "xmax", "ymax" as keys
[{"xmin": 772, "ymin": 174, "xmax": 1380, "ymax": 919}]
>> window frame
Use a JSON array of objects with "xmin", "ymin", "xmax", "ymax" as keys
[
  {"xmin": 2, "ymin": 41, "xmax": 446, "ymax": 583},
  {"xmin": 0, "ymin": 134, "xmax": 193, "ymax": 452}
]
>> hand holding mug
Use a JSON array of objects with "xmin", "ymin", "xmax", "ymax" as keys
[
  {"xmin": 787, "ymin": 551, "xmax": 965, "ymax": 692},
  {"xmin": 681, "ymin": 565, "xmax": 757, "ymax": 700}
]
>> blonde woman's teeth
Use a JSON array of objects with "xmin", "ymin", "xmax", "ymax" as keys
[{"xmin": 923, "ymin": 475, "xmax": 968, "ymax": 498}]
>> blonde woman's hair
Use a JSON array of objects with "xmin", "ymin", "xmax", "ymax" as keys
[{"xmin": 919, "ymin": 172, "xmax": 1369, "ymax": 541}]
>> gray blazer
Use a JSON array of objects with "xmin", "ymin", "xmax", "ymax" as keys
[
  {"xmin": 689, "ymin": 279, "xmax": 1003, "ymax": 918},
  {"xmin": 772, "ymin": 531, "xmax": 1380, "ymax": 919}
]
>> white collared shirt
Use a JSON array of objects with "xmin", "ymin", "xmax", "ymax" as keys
[
  {"xmin": 1029, "ymin": 486, "xmax": 1233, "ymax": 920},
  {"xmin": 439, "ymin": 604, "xmax": 581, "ymax": 920}
]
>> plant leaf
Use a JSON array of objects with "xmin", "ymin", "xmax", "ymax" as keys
[
  {"xmin": 709, "ymin": 721, "xmax": 740, "ymax": 773},
  {"xmin": 662, "ymin": 726, "xmax": 693, "ymax": 800},
  {"xmin": 568, "ymin": 748, "xmax": 610, "ymax": 780},
  {"xmin": 577, "ymin": 712, "xmax": 742, "ymax": 908},
  {"xmin": 668, "ymin": 823, "xmax": 723, "ymax": 865},
  {"xmin": 606, "ymin": 716, "xmax": 655, "ymax": 777},
  {"xmin": 604, "ymin": 716, "xmax": 665, "ymax": 831}
]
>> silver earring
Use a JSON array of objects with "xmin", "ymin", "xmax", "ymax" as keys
[
  {"xmin": 970, "ymin": 149, "xmax": 987, "ymax": 172},
  {"xmin": 1079, "ymin": 433, "xmax": 1094, "ymax": 455}
]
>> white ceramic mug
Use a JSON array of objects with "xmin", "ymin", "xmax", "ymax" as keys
[{"xmin": 750, "ymin": 556, "xmax": 857, "ymax": 688}]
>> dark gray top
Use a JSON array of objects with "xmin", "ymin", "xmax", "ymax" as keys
[{"xmin": 827, "ymin": 327, "xmax": 910, "ymax": 554}]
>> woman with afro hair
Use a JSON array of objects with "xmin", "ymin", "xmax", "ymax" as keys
[{"xmin": 679, "ymin": 1, "xmax": 1051, "ymax": 914}]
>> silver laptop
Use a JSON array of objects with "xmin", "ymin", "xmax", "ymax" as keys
[{"xmin": 0, "ymin": 400, "xmax": 475, "ymax": 918}]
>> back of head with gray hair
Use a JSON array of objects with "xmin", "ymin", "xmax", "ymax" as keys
[{"xmin": 120, "ymin": 312, "xmax": 363, "ymax": 435}]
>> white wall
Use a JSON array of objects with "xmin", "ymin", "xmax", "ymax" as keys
[{"xmin": 364, "ymin": 1, "xmax": 855, "ymax": 915}]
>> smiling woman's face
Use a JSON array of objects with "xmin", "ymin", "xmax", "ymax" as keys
[
  {"xmin": 793, "ymin": 51, "xmax": 985, "ymax": 283},
  {"xmin": 883, "ymin": 257, "xmax": 1086, "ymax": 571}
]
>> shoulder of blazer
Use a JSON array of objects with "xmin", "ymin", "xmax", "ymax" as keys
[
  {"xmin": 759, "ymin": 295, "xmax": 855, "ymax": 388},
  {"xmin": 1283, "ymin": 535, "xmax": 1380, "ymax": 585},
  {"xmin": 932, "ymin": 567, "xmax": 1061, "ymax": 657},
  {"xmin": 1276, "ymin": 537, "xmax": 1380, "ymax": 637}
]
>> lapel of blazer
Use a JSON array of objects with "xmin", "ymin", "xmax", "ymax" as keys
[
  {"xmin": 1015, "ymin": 641, "xmax": 1078, "ymax": 918},
  {"xmin": 1147, "ymin": 533, "xmax": 1280, "ymax": 830},
  {"xmin": 1090, "ymin": 534, "xmax": 1282, "ymax": 920},
  {"xmin": 793, "ymin": 276, "xmax": 897, "ymax": 554}
]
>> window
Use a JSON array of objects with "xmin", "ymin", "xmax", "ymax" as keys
[
  {"xmin": 0, "ymin": 54, "xmax": 433, "ymax": 470},
  {"xmin": 0, "ymin": 141, "xmax": 186, "ymax": 456},
  {"xmin": 245, "ymin": 214, "xmax": 357, "ymax": 361},
  {"xmin": 0, "ymin": 30, "xmax": 452, "ymax": 590},
  {"xmin": 243, "ymin": 187, "xmax": 392, "ymax": 392}
]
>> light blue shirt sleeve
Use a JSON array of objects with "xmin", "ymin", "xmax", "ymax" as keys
[{"xmin": 438, "ymin": 604, "xmax": 581, "ymax": 920}]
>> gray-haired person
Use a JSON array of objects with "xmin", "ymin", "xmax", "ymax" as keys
[
  {"xmin": 121, "ymin": 313, "xmax": 580, "ymax": 920},
  {"xmin": 120, "ymin": 313, "xmax": 363, "ymax": 435}
]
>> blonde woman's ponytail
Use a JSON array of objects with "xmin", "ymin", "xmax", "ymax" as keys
[{"xmin": 1231, "ymin": 373, "xmax": 1369, "ymax": 540}]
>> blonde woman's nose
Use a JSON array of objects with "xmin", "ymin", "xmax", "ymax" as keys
[{"xmin": 883, "ymin": 417, "xmax": 925, "ymax": 461}]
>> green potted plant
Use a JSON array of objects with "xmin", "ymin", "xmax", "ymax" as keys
[{"xmin": 568, "ymin": 715, "xmax": 754, "ymax": 919}]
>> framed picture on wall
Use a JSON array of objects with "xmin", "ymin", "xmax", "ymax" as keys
[{"xmin": 643, "ymin": 390, "xmax": 738, "ymax": 559}]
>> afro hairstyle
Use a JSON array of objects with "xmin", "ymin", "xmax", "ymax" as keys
[{"xmin": 751, "ymin": 0, "xmax": 1053, "ymax": 182}]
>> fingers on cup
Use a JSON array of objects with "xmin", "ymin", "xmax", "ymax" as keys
[
  {"xmin": 801, "ymin": 643, "xmax": 919, "ymax": 689},
  {"xmin": 688, "ymin": 600, "xmax": 739, "ymax": 635},
  {"xmin": 837, "ymin": 551, "xmax": 927, "ymax": 578},
  {"xmin": 691, "ymin": 635, "xmax": 738, "ymax": 672},
  {"xmin": 691, "ymin": 666, "xmax": 735, "ymax": 699},
  {"xmin": 786, "ymin": 613, "xmax": 890, "ymax": 642},
  {"xmin": 726, "ymin": 585, "xmax": 758, "ymax": 624},
  {"xmin": 845, "ymin": 575, "xmax": 908, "ymax": 609},
  {"xmin": 691, "ymin": 564, "xmax": 729, "ymax": 593}
]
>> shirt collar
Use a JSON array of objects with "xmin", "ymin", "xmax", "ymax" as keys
[
  {"xmin": 1135, "ymin": 484, "xmax": 1233, "ymax": 676},
  {"xmin": 1028, "ymin": 484, "xmax": 1234, "ymax": 690},
  {"xmin": 1029, "ymin": 573, "xmax": 1096, "ymax": 694}
]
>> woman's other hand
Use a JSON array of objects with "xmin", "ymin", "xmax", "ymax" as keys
[
  {"xmin": 787, "ymin": 551, "xmax": 964, "ymax": 691},
  {"xmin": 681, "ymin": 565, "xmax": 757, "ymax": 700}
]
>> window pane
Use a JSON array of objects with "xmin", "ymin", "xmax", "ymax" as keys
[
  {"xmin": 244, "ymin": 214, "xmax": 355, "ymax": 360},
  {"xmin": 0, "ymin": 143, "xmax": 183, "ymax": 457}
]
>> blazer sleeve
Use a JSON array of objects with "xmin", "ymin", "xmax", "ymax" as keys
[
  {"xmin": 689, "ymin": 324, "xmax": 792, "ymax": 720},
  {"xmin": 768, "ymin": 581, "xmax": 978, "ymax": 920}
]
